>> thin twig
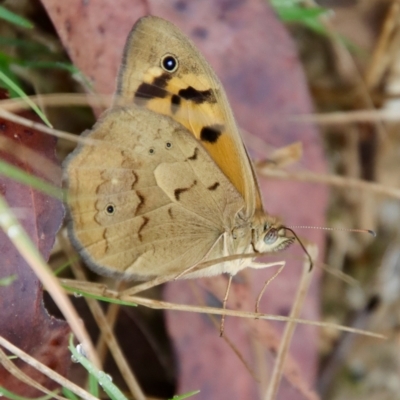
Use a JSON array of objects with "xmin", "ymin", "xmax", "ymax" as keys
[
  {"xmin": 61, "ymin": 237, "xmax": 146, "ymax": 400},
  {"xmin": 0, "ymin": 93, "xmax": 111, "ymax": 111},
  {"xmin": 288, "ymin": 108, "xmax": 400, "ymax": 125},
  {"xmin": 0, "ymin": 348, "xmax": 66, "ymax": 400},
  {"xmin": 258, "ymin": 168, "xmax": 400, "ymax": 199},
  {"xmin": 365, "ymin": 0, "xmax": 400, "ymax": 89},
  {"xmin": 59, "ymin": 277, "xmax": 385, "ymax": 338},
  {"xmin": 0, "ymin": 197, "xmax": 100, "ymax": 367},
  {"xmin": 264, "ymin": 245, "xmax": 318, "ymax": 400},
  {"xmin": 0, "ymin": 336, "xmax": 98, "ymax": 400}
]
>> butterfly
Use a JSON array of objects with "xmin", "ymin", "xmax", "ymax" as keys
[{"xmin": 63, "ymin": 15, "xmax": 294, "ymax": 282}]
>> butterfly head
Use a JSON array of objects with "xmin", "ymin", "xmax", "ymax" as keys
[{"xmin": 252, "ymin": 215, "xmax": 294, "ymax": 254}]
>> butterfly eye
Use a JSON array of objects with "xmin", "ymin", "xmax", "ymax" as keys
[
  {"xmin": 161, "ymin": 54, "xmax": 178, "ymax": 73},
  {"xmin": 165, "ymin": 142, "xmax": 172, "ymax": 149},
  {"xmin": 105, "ymin": 204, "xmax": 116, "ymax": 215},
  {"xmin": 264, "ymin": 228, "xmax": 278, "ymax": 245}
]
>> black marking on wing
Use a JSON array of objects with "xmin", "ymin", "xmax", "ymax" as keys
[
  {"xmin": 178, "ymin": 86, "xmax": 215, "ymax": 104},
  {"xmin": 200, "ymin": 124, "xmax": 224, "ymax": 143},
  {"xmin": 126, "ymin": 169, "xmax": 138, "ymax": 188},
  {"xmin": 251, "ymin": 242, "xmax": 259, "ymax": 253},
  {"xmin": 152, "ymin": 73, "xmax": 172, "ymax": 89},
  {"xmin": 103, "ymin": 228, "xmax": 110, "ymax": 253},
  {"xmin": 187, "ymin": 147, "xmax": 199, "ymax": 161},
  {"xmin": 136, "ymin": 191, "xmax": 145, "ymax": 214},
  {"xmin": 174, "ymin": 180, "xmax": 197, "ymax": 201},
  {"xmin": 134, "ymin": 83, "xmax": 167, "ymax": 102},
  {"xmin": 207, "ymin": 182, "xmax": 220, "ymax": 191},
  {"xmin": 132, "ymin": 170, "xmax": 138, "ymax": 186},
  {"xmin": 137, "ymin": 216, "xmax": 149, "ymax": 242},
  {"xmin": 171, "ymin": 94, "xmax": 181, "ymax": 114},
  {"xmin": 167, "ymin": 207, "xmax": 173, "ymax": 218},
  {"xmin": 134, "ymin": 73, "xmax": 172, "ymax": 102}
]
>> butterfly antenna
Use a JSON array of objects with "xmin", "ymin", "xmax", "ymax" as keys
[
  {"xmin": 282, "ymin": 227, "xmax": 314, "ymax": 271},
  {"xmin": 287, "ymin": 225, "xmax": 376, "ymax": 237}
]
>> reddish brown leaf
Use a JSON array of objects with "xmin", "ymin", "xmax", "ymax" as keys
[{"xmin": 0, "ymin": 118, "xmax": 69, "ymax": 396}]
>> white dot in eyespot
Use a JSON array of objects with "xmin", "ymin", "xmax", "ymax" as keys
[{"xmin": 161, "ymin": 54, "xmax": 178, "ymax": 72}]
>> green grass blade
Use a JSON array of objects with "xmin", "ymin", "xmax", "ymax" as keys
[
  {"xmin": 63, "ymin": 285, "xmax": 138, "ymax": 307},
  {"xmin": 169, "ymin": 390, "xmax": 201, "ymax": 399},
  {"xmin": 21, "ymin": 61, "xmax": 79, "ymax": 73},
  {"xmin": 88, "ymin": 373, "xmax": 99, "ymax": 398},
  {"xmin": 0, "ymin": 70, "xmax": 52, "ymax": 127},
  {"xmin": 300, "ymin": 16, "xmax": 329, "ymax": 35},
  {"xmin": 0, "ymin": 274, "xmax": 17, "ymax": 286},
  {"xmin": 21, "ymin": 61, "xmax": 93, "ymax": 90},
  {"xmin": 0, "ymin": 37, "xmax": 53, "ymax": 54},
  {"xmin": 0, "ymin": 386, "xmax": 56, "ymax": 400},
  {"xmin": 53, "ymin": 258, "xmax": 78, "ymax": 276},
  {"xmin": 270, "ymin": 0, "xmax": 330, "ymax": 35},
  {"xmin": 0, "ymin": 160, "xmax": 64, "ymax": 200},
  {"xmin": 68, "ymin": 335, "xmax": 129, "ymax": 400},
  {"xmin": 0, "ymin": 6, "xmax": 34, "ymax": 28},
  {"xmin": 276, "ymin": 7, "xmax": 327, "ymax": 22},
  {"xmin": 61, "ymin": 387, "xmax": 80, "ymax": 400},
  {"xmin": 0, "ymin": 55, "xmax": 24, "ymax": 96}
]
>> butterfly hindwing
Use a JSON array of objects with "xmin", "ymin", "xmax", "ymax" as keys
[{"xmin": 64, "ymin": 106, "xmax": 245, "ymax": 279}]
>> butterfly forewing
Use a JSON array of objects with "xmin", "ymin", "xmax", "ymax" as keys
[{"xmin": 116, "ymin": 16, "xmax": 263, "ymax": 218}]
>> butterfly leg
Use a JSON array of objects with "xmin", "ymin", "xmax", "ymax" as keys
[
  {"xmin": 248, "ymin": 261, "xmax": 286, "ymax": 314},
  {"xmin": 219, "ymin": 274, "xmax": 233, "ymax": 337}
]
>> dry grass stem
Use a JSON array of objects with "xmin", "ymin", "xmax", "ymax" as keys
[
  {"xmin": 0, "ymin": 135, "xmax": 61, "ymax": 184},
  {"xmin": 0, "ymin": 108, "xmax": 98, "ymax": 145},
  {"xmin": 59, "ymin": 278, "xmax": 385, "ymax": 339},
  {"xmin": 288, "ymin": 108, "xmax": 400, "ymax": 125},
  {"xmin": 284, "ymin": 109, "xmax": 400, "ymax": 124},
  {"xmin": 259, "ymin": 168, "xmax": 400, "ymax": 199},
  {"xmin": 365, "ymin": 1, "xmax": 400, "ymax": 89},
  {"xmin": 0, "ymin": 336, "xmax": 98, "ymax": 400},
  {"xmin": 61, "ymin": 237, "xmax": 146, "ymax": 400},
  {"xmin": 0, "ymin": 198, "xmax": 99, "ymax": 368},
  {"xmin": 95, "ymin": 303, "xmax": 122, "ymax": 365},
  {"xmin": 0, "ymin": 347, "xmax": 67, "ymax": 400},
  {"xmin": 0, "ymin": 93, "xmax": 112, "ymax": 112},
  {"xmin": 264, "ymin": 245, "xmax": 318, "ymax": 400}
]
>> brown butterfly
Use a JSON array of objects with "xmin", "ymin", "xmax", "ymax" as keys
[{"xmin": 64, "ymin": 16, "xmax": 294, "ymax": 282}]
